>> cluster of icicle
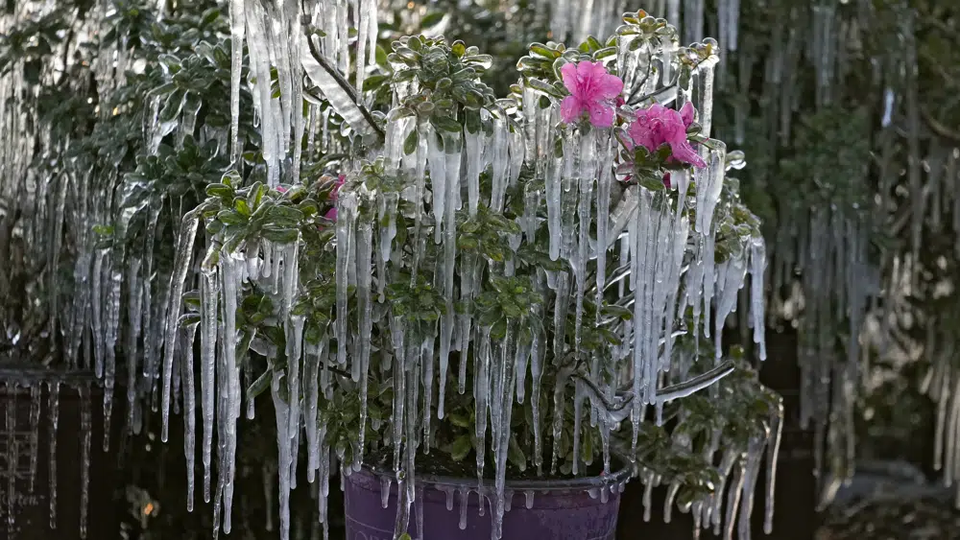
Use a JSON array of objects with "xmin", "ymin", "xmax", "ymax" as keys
[
  {"xmin": 539, "ymin": 0, "xmax": 959, "ymax": 510},
  {"xmin": 636, "ymin": 345, "xmax": 783, "ymax": 540},
  {"xmin": 0, "ymin": 380, "xmax": 83, "ymax": 537},
  {"xmin": 159, "ymin": 11, "xmax": 776, "ymax": 540},
  {"xmin": 730, "ymin": 0, "xmax": 908, "ymax": 509},
  {"xmin": 0, "ymin": 1, "xmax": 123, "ymax": 536},
  {"xmin": 919, "ymin": 145, "xmax": 960, "ymax": 509},
  {"xmin": 542, "ymin": 0, "xmax": 743, "ymax": 56},
  {"xmin": 0, "ymin": 0, "xmax": 372, "ymax": 538},
  {"xmin": 0, "ymin": 2, "xmax": 778, "ymax": 540}
]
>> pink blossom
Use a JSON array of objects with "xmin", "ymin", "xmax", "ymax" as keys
[
  {"xmin": 625, "ymin": 102, "xmax": 706, "ymax": 168},
  {"xmin": 324, "ymin": 174, "xmax": 347, "ymax": 221},
  {"xmin": 276, "ymin": 185, "xmax": 288, "ymax": 193},
  {"xmin": 560, "ymin": 61, "xmax": 624, "ymax": 128}
]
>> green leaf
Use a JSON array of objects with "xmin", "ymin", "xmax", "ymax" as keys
[
  {"xmin": 235, "ymin": 198, "xmax": 251, "ymax": 217},
  {"xmin": 403, "ymin": 128, "xmax": 419, "ymax": 155},
  {"xmin": 178, "ymin": 313, "xmax": 201, "ymax": 328},
  {"xmin": 362, "ymin": 74, "xmax": 388, "ymax": 92},
  {"xmin": 262, "ymin": 227, "xmax": 299, "ymax": 244},
  {"xmin": 375, "ymin": 45, "xmax": 390, "ymax": 71},
  {"xmin": 529, "ymin": 43, "xmax": 559, "ymax": 59},
  {"xmin": 448, "ymin": 413, "xmax": 471, "ymax": 428},
  {"xmin": 421, "ymin": 11, "xmax": 445, "ymax": 28},
  {"xmin": 449, "ymin": 435, "xmax": 473, "ymax": 461},
  {"xmin": 247, "ymin": 370, "xmax": 271, "ymax": 400},
  {"xmin": 526, "ymin": 77, "xmax": 565, "ymax": 99},
  {"xmin": 206, "ymin": 182, "xmax": 234, "ymax": 199},
  {"xmin": 432, "ymin": 115, "xmax": 461, "ymax": 133},
  {"xmin": 508, "ymin": 434, "xmax": 527, "ymax": 471},
  {"xmin": 159, "ymin": 88, "xmax": 186, "ymax": 124}
]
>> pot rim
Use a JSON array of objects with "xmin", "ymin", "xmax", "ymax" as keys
[{"xmin": 359, "ymin": 456, "xmax": 633, "ymax": 493}]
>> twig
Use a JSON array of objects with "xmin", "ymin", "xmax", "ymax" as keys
[{"xmin": 305, "ymin": 34, "xmax": 385, "ymax": 142}]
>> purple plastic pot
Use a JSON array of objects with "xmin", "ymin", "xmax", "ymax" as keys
[{"xmin": 344, "ymin": 461, "xmax": 630, "ymax": 540}]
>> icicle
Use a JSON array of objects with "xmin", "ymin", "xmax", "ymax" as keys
[
  {"xmin": 595, "ymin": 134, "xmax": 613, "ymax": 314},
  {"xmin": 224, "ymin": 255, "xmax": 244, "ymax": 530},
  {"xmin": 684, "ymin": 0, "xmax": 704, "ymax": 45},
  {"xmin": 749, "ymin": 238, "xmax": 768, "ymax": 360},
  {"xmin": 92, "ymin": 250, "xmax": 106, "ymax": 378},
  {"xmin": 550, "ymin": 365, "xmax": 572, "ymax": 474},
  {"xmin": 79, "ymin": 383, "xmax": 92, "ymax": 539},
  {"xmin": 5, "ymin": 383, "xmax": 17, "ymax": 536},
  {"xmin": 162, "ymin": 213, "xmax": 200, "ymax": 442},
  {"xmin": 545, "ymin": 151, "xmax": 562, "ymax": 261},
  {"xmin": 336, "ymin": 192, "xmax": 358, "ymax": 366},
  {"xmin": 27, "ymin": 384, "xmax": 40, "ymax": 493},
  {"xmin": 381, "ymin": 477, "xmax": 393, "ymax": 509},
  {"xmin": 572, "ymin": 380, "xmax": 584, "ymax": 475},
  {"xmin": 357, "ymin": 222, "xmax": 374, "ymax": 462},
  {"xmin": 574, "ymin": 130, "xmax": 596, "ymax": 352},
  {"xmin": 712, "ymin": 450, "xmax": 738, "ymax": 529},
  {"xmin": 459, "ymin": 489, "xmax": 469, "ymax": 530},
  {"xmin": 438, "ymin": 131, "xmax": 462, "ymax": 420},
  {"xmin": 229, "ymin": 0, "xmax": 245, "ymax": 162},
  {"xmin": 201, "ymin": 270, "xmax": 220, "ymax": 503},
  {"xmin": 642, "ymin": 472, "xmax": 654, "ymax": 522},
  {"xmin": 530, "ymin": 334, "xmax": 544, "ymax": 475},
  {"xmin": 125, "ymin": 258, "xmax": 143, "ymax": 431},
  {"xmin": 48, "ymin": 381, "xmax": 59, "ymax": 529},
  {"xmin": 738, "ymin": 437, "xmax": 765, "ymax": 540},
  {"xmin": 764, "ymin": 403, "xmax": 784, "ymax": 534},
  {"xmin": 246, "ymin": 0, "xmax": 282, "ymax": 186},
  {"xmin": 714, "ymin": 251, "xmax": 748, "ymax": 360},
  {"xmin": 182, "ymin": 321, "xmax": 199, "ymax": 512},
  {"xmin": 305, "ymin": 340, "xmax": 323, "ymax": 483},
  {"xmin": 102, "ymin": 259, "xmax": 122, "ymax": 451},
  {"xmin": 664, "ymin": 481, "xmax": 681, "ymax": 523},
  {"xmin": 415, "ymin": 485, "xmax": 425, "ymax": 540},
  {"xmin": 272, "ymin": 370, "xmax": 293, "ymax": 540},
  {"xmin": 722, "ymin": 462, "xmax": 745, "ymax": 540}
]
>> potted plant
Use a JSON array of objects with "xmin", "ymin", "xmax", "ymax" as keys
[{"xmin": 154, "ymin": 9, "xmax": 782, "ymax": 540}]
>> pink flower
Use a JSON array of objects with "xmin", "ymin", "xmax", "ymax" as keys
[
  {"xmin": 324, "ymin": 174, "xmax": 346, "ymax": 221},
  {"xmin": 560, "ymin": 61, "xmax": 624, "ymax": 128},
  {"xmin": 276, "ymin": 186, "xmax": 288, "ymax": 193},
  {"xmin": 625, "ymin": 102, "xmax": 706, "ymax": 168}
]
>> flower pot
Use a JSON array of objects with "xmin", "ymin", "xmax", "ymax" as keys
[{"xmin": 344, "ymin": 462, "xmax": 630, "ymax": 540}]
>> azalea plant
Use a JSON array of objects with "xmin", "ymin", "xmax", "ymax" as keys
[{"xmin": 157, "ymin": 9, "xmax": 783, "ymax": 540}]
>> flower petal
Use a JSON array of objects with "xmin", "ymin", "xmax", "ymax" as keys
[
  {"xmin": 679, "ymin": 102, "xmax": 696, "ymax": 127},
  {"xmin": 325, "ymin": 207, "xmax": 338, "ymax": 221},
  {"xmin": 588, "ymin": 102, "xmax": 615, "ymax": 127},
  {"xmin": 560, "ymin": 62, "xmax": 580, "ymax": 94},
  {"xmin": 628, "ymin": 117, "xmax": 661, "ymax": 152},
  {"xmin": 561, "ymin": 95, "xmax": 582, "ymax": 124},
  {"xmin": 670, "ymin": 141, "xmax": 707, "ymax": 168},
  {"xmin": 596, "ymin": 73, "xmax": 624, "ymax": 100}
]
